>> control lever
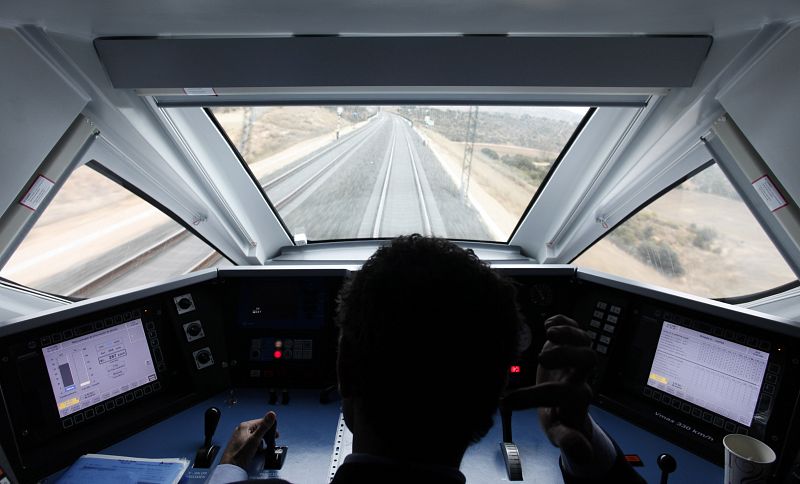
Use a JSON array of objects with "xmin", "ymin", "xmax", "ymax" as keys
[
  {"xmin": 498, "ymin": 395, "xmax": 523, "ymax": 481},
  {"xmin": 194, "ymin": 407, "xmax": 221, "ymax": 468},
  {"xmin": 657, "ymin": 453, "xmax": 677, "ymax": 484},
  {"xmin": 263, "ymin": 415, "xmax": 288, "ymax": 470}
]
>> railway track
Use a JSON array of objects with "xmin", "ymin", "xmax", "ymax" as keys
[{"xmin": 372, "ymin": 119, "xmax": 432, "ymax": 237}]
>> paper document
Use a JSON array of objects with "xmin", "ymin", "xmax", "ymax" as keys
[{"xmin": 57, "ymin": 454, "xmax": 189, "ymax": 484}]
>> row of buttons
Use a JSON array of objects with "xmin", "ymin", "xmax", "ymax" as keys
[
  {"xmin": 61, "ymin": 381, "xmax": 162, "ymax": 429},
  {"xmin": 588, "ymin": 300, "xmax": 622, "ymax": 354},
  {"xmin": 146, "ymin": 320, "xmax": 166, "ymax": 372},
  {"xmin": 642, "ymin": 387, "xmax": 748, "ymax": 435},
  {"xmin": 41, "ymin": 310, "xmax": 144, "ymax": 347},
  {"xmin": 657, "ymin": 310, "xmax": 772, "ymax": 353}
]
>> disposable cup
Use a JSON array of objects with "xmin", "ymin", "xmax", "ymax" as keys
[{"xmin": 723, "ymin": 434, "xmax": 776, "ymax": 484}]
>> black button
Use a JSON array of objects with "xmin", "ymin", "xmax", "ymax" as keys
[
  {"xmin": 681, "ymin": 403, "xmax": 691, "ymax": 414},
  {"xmin": 691, "ymin": 408, "xmax": 702, "ymax": 418},
  {"xmin": 671, "ymin": 399, "xmax": 681, "ymax": 409},
  {"xmin": 134, "ymin": 389, "xmax": 144, "ymax": 398},
  {"xmin": 759, "ymin": 341, "xmax": 771, "ymax": 351},
  {"xmin": 737, "ymin": 426, "xmax": 749, "ymax": 435},
  {"xmin": 115, "ymin": 396, "xmax": 125, "ymax": 406},
  {"xmin": 662, "ymin": 395, "xmax": 672, "ymax": 405},
  {"xmin": 643, "ymin": 387, "xmax": 653, "ymax": 397},
  {"xmin": 74, "ymin": 414, "xmax": 84, "ymax": 424},
  {"xmin": 62, "ymin": 418, "xmax": 73, "ymax": 429},
  {"xmin": 106, "ymin": 401, "xmax": 115, "ymax": 410},
  {"xmin": 153, "ymin": 381, "xmax": 162, "ymax": 391},
  {"xmin": 724, "ymin": 421, "xmax": 737, "ymax": 433},
  {"xmin": 702, "ymin": 412, "xmax": 713, "ymax": 423},
  {"xmin": 143, "ymin": 386, "xmax": 152, "ymax": 395},
  {"xmin": 768, "ymin": 363, "xmax": 780, "ymax": 374},
  {"xmin": 85, "ymin": 409, "xmax": 95, "ymax": 419},
  {"xmin": 764, "ymin": 384, "xmax": 776, "ymax": 395},
  {"xmin": 766, "ymin": 373, "xmax": 778, "ymax": 384},
  {"xmin": 95, "ymin": 405, "xmax": 105, "ymax": 415},
  {"xmin": 713, "ymin": 416, "xmax": 724, "ymax": 428},
  {"xmin": 187, "ymin": 323, "xmax": 202, "ymax": 337},
  {"xmin": 652, "ymin": 390, "xmax": 662, "ymax": 400},
  {"xmin": 125, "ymin": 394, "xmax": 134, "ymax": 403},
  {"xmin": 758, "ymin": 395, "xmax": 772, "ymax": 412}
]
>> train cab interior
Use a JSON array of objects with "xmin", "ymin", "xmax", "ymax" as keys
[{"xmin": 1, "ymin": 1, "xmax": 800, "ymax": 482}]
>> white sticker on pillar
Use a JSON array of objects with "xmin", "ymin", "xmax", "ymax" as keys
[
  {"xmin": 19, "ymin": 175, "xmax": 55, "ymax": 211},
  {"xmin": 182, "ymin": 87, "xmax": 217, "ymax": 96},
  {"xmin": 752, "ymin": 175, "xmax": 788, "ymax": 212}
]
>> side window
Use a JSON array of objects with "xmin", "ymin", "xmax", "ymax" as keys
[
  {"xmin": 0, "ymin": 165, "xmax": 231, "ymax": 299},
  {"xmin": 574, "ymin": 163, "xmax": 796, "ymax": 299}
]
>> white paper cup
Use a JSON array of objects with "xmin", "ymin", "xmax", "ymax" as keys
[{"xmin": 723, "ymin": 434, "xmax": 776, "ymax": 484}]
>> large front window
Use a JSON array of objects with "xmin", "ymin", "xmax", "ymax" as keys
[{"xmin": 211, "ymin": 106, "xmax": 590, "ymax": 242}]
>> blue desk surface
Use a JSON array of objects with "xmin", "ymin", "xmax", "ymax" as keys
[{"xmin": 49, "ymin": 389, "xmax": 722, "ymax": 483}]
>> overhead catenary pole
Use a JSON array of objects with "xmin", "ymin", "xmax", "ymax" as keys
[{"xmin": 460, "ymin": 106, "xmax": 479, "ymax": 199}]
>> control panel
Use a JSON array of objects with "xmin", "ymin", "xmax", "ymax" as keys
[{"xmin": 0, "ymin": 266, "xmax": 797, "ymax": 482}]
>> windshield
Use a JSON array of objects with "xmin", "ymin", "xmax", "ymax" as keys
[{"xmin": 210, "ymin": 106, "xmax": 590, "ymax": 242}]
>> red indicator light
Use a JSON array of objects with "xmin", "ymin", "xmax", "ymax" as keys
[
  {"xmin": 273, "ymin": 350, "xmax": 283, "ymax": 359},
  {"xmin": 510, "ymin": 365, "xmax": 521, "ymax": 374}
]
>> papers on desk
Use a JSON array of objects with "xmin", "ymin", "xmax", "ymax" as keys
[{"xmin": 56, "ymin": 454, "xmax": 189, "ymax": 484}]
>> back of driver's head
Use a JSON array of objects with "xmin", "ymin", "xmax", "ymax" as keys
[{"xmin": 336, "ymin": 235, "xmax": 521, "ymax": 445}]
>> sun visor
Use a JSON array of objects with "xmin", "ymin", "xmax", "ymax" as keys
[{"xmin": 94, "ymin": 35, "xmax": 712, "ymax": 92}]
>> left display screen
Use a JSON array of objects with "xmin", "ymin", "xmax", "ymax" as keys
[{"xmin": 42, "ymin": 319, "xmax": 157, "ymax": 418}]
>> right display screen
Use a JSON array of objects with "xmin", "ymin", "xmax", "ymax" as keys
[{"xmin": 647, "ymin": 322, "xmax": 769, "ymax": 426}]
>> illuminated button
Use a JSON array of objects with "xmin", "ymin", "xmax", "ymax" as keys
[
  {"xmin": 713, "ymin": 416, "xmax": 724, "ymax": 428},
  {"xmin": 606, "ymin": 315, "xmax": 618, "ymax": 324},
  {"xmin": 273, "ymin": 350, "xmax": 283, "ymax": 359},
  {"xmin": 510, "ymin": 365, "xmax": 521, "ymax": 374},
  {"xmin": 603, "ymin": 324, "xmax": 615, "ymax": 334},
  {"xmin": 596, "ymin": 344, "xmax": 607, "ymax": 354},
  {"xmin": 590, "ymin": 320, "xmax": 602, "ymax": 328},
  {"xmin": 596, "ymin": 302, "xmax": 608, "ymax": 310},
  {"xmin": 691, "ymin": 408, "xmax": 702, "ymax": 418},
  {"xmin": 599, "ymin": 335, "xmax": 611, "ymax": 345},
  {"xmin": 586, "ymin": 330, "xmax": 598, "ymax": 340},
  {"xmin": 724, "ymin": 421, "xmax": 737, "ymax": 433},
  {"xmin": 593, "ymin": 310, "xmax": 604, "ymax": 319},
  {"xmin": 610, "ymin": 305, "xmax": 621, "ymax": 314}
]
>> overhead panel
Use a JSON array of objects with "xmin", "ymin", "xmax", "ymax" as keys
[{"xmin": 94, "ymin": 36, "xmax": 712, "ymax": 91}]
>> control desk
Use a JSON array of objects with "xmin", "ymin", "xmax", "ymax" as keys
[{"xmin": 0, "ymin": 266, "xmax": 797, "ymax": 483}]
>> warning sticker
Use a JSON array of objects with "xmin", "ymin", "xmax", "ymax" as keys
[
  {"xmin": 19, "ymin": 174, "xmax": 55, "ymax": 211},
  {"xmin": 752, "ymin": 175, "xmax": 788, "ymax": 212}
]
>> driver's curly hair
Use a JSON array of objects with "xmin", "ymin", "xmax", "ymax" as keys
[{"xmin": 336, "ymin": 235, "xmax": 521, "ymax": 446}]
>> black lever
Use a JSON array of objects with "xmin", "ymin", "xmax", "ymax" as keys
[
  {"xmin": 657, "ymin": 453, "xmax": 677, "ymax": 484},
  {"xmin": 498, "ymin": 397, "xmax": 523, "ymax": 481},
  {"xmin": 194, "ymin": 407, "xmax": 221, "ymax": 468},
  {"xmin": 263, "ymin": 414, "xmax": 288, "ymax": 470}
]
